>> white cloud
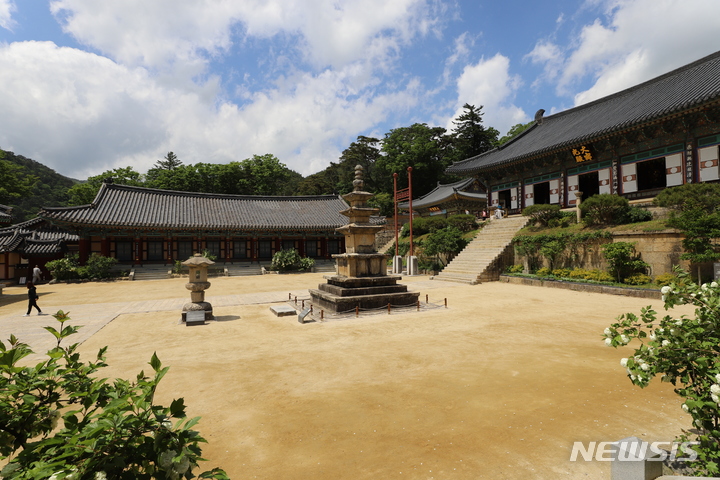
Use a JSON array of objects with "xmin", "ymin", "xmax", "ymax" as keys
[
  {"xmin": 0, "ymin": 41, "xmax": 421, "ymax": 178},
  {"xmin": 446, "ymin": 53, "xmax": 528, "ymax": 136},
  {"xmin": 546, "ymin": 0, "xmax": 720, "ymax": 105},
  {"xmin": 0, "ymin": 0, "xmax": 16, "ymax": 31},
  {"xmin": 49, "ymin": 0, "xmax": 439, "ymax": 72}
]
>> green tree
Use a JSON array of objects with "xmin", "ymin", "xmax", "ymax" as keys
[
  {"xmin": 68, "ymin": 167, "xmax": 144, "ymax": 205},
  {"xmin": 376, "ymin": 123, "xmax": 457, "ymax": 198},
  {"xmin": 241, "ymin": 154, "xmax": 303, "ymax": 196},
  {"xmin": 497, "ymin": 121, "xmax": 534, "ymax": 146},
  {"xmin": 422, "ymin": 226, "xmax": 468, "ymax": 266},
  {"xmin": 450, "ymin": 104, "xmax": 499, "ymax": 161},
  {"xmin": 0, "ymin": 153, "xmax": 38, "ymax": 205},
  {"xmin": 0, "ymin": 311, "xmax": 228, "ymax": 479},
  {"xmin": 654, "ymin": 183, "xmax": 720, "ymax": 281},
  {"xmin": 156, "ymin": 151, "xmax": 183, "ymax": 170}
]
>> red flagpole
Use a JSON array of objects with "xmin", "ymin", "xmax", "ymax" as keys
[
  {"xmin": 408, "ymin": 167, "xmax": 413, "ymax": 257},
  {"xmin": 393, "ymin": 173, "xmax": 399, "ymax": 257}
]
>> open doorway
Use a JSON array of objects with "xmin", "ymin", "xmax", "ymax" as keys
[
  {"xmin": 637, "ymin": 157, "xmax": 667, "ymax": 191},
  {"xmin": 533, "ymin": 182, "xmax": 551, "ymax": 205},
  {"xmin": 496, "ymin": 190, "xmax": 511, "ymax": 209},
  {"xmin": 578, "ymin": 171, "xmax": 599, "ymax": 200}
]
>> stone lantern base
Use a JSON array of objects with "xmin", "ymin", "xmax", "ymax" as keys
[{"xmin": 182, "ymin": 302, "xmax": 214, "ymax": 321}]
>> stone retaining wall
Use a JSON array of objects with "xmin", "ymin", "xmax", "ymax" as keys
[
  {"xmin": 500, "ymin": 275, "xmax": 661, "ymax": 299},
  {"xmin": 514, "ymin": 229, "xmax": 689, "ymax": 277}
]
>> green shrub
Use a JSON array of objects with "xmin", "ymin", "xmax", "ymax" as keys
[
  {"xmin": 45, "ymin": 253, "xmax": 80, "ymax": 281},
  {"xmin": 506, "ymin": 264, "xmax": 524, "ymax": 273},
  {"xmin": 623, "ymin": 273, "xmax": 653, "ymax": 285},
  {"xmin": 580, "ymin": 194, "xmax": 629, "ymax": 225},
  {"xmin": 602, "ymin": 241, "xmax": 649, "ymax": 282},
  {"xmin": 621, "ymin": 205, "xmax": 654, "ymax": 224},
  {"xmin": 551, "ymin": 268, "xmax": 571, "ymax": 278},
  {"xmin": 270, "ymin": 249, "xmax": 314, "ymax": 271},
  {"xmin": 85, "ymin": 253, "xmax": 118, "ymax": 279},
  {"xmin": 522, "ymin": 204, "xmax": 562, "ymax": 227},
  {"xmin": 447, "ymin": 214, "xmax": 477, "ymax": 233},
  {"xmin": 586, "ymin": 270, "xmax": 615, "ymax": 282},
  {"xmin": 568, "ymin": 269, "xmax": 590, "ymax": 279},
  {"xmin": 654, "ymin": 273, "xmax": 677, "ymax": 287},
  {"xmin": 536, "ymin": 267, "xmax": 551, "ymax": 276}
]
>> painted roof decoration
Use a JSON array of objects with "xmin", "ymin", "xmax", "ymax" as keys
[
  {"xmin": 398, "ymin": 178, "xmax": 486, "ymax": 209},
  {"xmin": 0, "ymin": 217, "xmax": 79, "ymax": 256},
  {"xmin": 447, "ymin": 50, "xmax": 720, "ymax": 175},
  {"xmin": 39, "ymin": 183, "xmax": 350, "ymax": 232}
]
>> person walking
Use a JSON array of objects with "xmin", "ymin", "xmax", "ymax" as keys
[
  {"xmin": 32, "ymin": 265, "xmax": 42, "ymax": 284},
  {"xmin": 23, "ymin": 281, "xmax": 46, "ymax": 316}
]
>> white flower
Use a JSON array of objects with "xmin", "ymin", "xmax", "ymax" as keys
[
  {"xmin": 675, "ymin": 319, "xmax": 683, "ymax": 326},
  {"xmin": 620, "ymin": 335, "xmax": 629, "ymax": 344},
  {"xmin": 174, "ymin": 456, "xmax": 191, "ymax": 474},
  {"xmin": 95, "ymin": 473, "xmax": 108, "ymax": 480},
  {"xmin": 715, "ymin": 373, "xmax": 720, "ymax": 383},
  {"xmin": 657, "ymin": 328, "xmax": 664, "ymax": 334},
  {"xmin": 159, "ymin": 450, "xmax": 177, "ymax": 470},
  {"xmin": 712, "ymin": 282, "xmax": 718, "ymax": 288},
  {"xmin": 682, "ymin": 404, "xmax": 689, "ymax": 413},
  {"xmin": 604, "ymin": 338, "xmax": 613, "ymax": 346},
  {"xmin": 620, "ymin": 358, "xmax": 628, "ymax": 367},
  {"xmin": 662, "ymin": 340, "xmax": 670, "ymax": 347},
  {"xmin": 712, "ymin": 394, "xmax": 720, "ymax": 403},
  {"xmin": 641, "ymin": 363, "xmax": 650, "ymax": 371},
  {"xmin": 710, "ymin": 384, "xmax": 720, "ymax": 395},
  {"xmin": 649, "ymin": 332, "xmax": 657, "ymax": 341},
  {"xmin": 702, "ymin": 283, "xmax": 709, "ymax": 291},
  {"xmin": 630, "ymin": 374, "xmax": 636, "ymax": 381},
  {"xmin": 661, "ymin": 286, "xmax": 672, "ymax": 294},
  {"xmin": 604, "ymin": 327, "xmax": 612, "ymax": 336}
]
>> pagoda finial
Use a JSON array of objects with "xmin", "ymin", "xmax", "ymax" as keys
[{"xmin": 353, "ymin": 164, "xmax": 364, "ymax": 192}]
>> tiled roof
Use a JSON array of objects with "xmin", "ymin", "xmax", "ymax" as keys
[
  {"xmin": 0, "ymin": 218, "xmax": 78, "ymax": 256},
  {"xmin": 0, "ymin": 204, "xmax": 12, "ymax": 224},
  {"xmin": 399, "ymin": 178, "xmax": 486, "ymax": 209},
  {"xmin": 39, "ymin": 183, "xmax": 350, "ymax": 232},
  {"xmin": 448, "ymin": 50, "xmax": 720, "ymax": 175}
]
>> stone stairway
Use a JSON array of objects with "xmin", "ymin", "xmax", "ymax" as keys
[
  {"xmin": 131, "ymin": 265, "xmax": 172, "ymax": 281},
  {"xmin": 434, "ymin": 215, "xmax": 530, "ymax": 285},
  {"xmin": 224, "ymin": 263, "xmax": 263, "ymax": 276},
  {"xmin": 313, "ymin": 259, "xmax": 337, "ymax": 273}
]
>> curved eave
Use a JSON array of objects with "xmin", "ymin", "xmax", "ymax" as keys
[{"xmin": 449, "ymin": 98, "xmax": 720, "ymax": 177}]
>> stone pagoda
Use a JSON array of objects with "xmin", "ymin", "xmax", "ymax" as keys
[{"xmin": 309, "ymin": 165, "xmax": 419, "ymax": 313}]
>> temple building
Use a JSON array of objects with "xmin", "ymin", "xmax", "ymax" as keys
[
  {"xmin": 447, "ymin": 50, "xmax": 720, "ymax": 213},
  {"xmin": 398, "ymin": 178, "xmax": 487, "ymax": 217},
  {"xmin": 0, "ymin": 217, "xmax": 78, "ymax": 282},
  {"xmin": 37, "ymin": 183, "xmax": 349, "ymax": 266}
]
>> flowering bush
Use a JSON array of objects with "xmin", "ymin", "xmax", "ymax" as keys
[
  {"xmin": 0, "ymin": 311, "xmax": 228, "ymax": 480},
  {"xmin": 604, "ymin": 271, "xmax": 720, "ymax": 475}
]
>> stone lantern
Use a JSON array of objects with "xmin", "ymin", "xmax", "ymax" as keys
[{"xmin": 182, "ymin": 253, "xmax": 214, "ymax": 321}]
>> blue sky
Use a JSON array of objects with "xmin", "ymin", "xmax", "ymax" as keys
[{"xmin": 1, "ymin": 0, "xmax": 719, "ymax": 180}]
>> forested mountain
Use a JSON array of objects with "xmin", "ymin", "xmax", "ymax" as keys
[{"xmin": 0, "ymin": 149, "xmax": 78, "ymax": 223}]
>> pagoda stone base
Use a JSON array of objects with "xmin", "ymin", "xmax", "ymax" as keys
[
  {"xmin": 182, "ymin": 301, "xmax": 214, "ymax": 321},
  {"xmin": 309, "ymin": 275, "xmax": 420, "ymax": 314}
]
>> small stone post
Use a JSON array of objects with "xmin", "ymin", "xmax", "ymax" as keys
[
  {"xmin": 610, "ymin": 436, "xmax": 662, "ymax": 480},
  {"xmin": 182, "ymin": 254, "xmax": 214, "ymax": 321}
]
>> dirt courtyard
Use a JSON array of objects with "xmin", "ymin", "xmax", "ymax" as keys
[{"xmin": 0, "ymin": 274, "xmax": 694, "ymax": 479}]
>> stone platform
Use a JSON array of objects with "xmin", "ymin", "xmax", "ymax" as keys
[{"xmin": 309, "ymin": 275, "xmax": 419, "ymax": 313}]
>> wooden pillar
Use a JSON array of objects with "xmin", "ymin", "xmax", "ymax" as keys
[
  {"xmin": 134, "ymin": 237, "xmax": 141, "ymax": 265},
  {"xmin": 79, "ymin": 238, "xmax": 91, "ymax": 265},
  {"xmin": 100, "ymin": 237, "xmax": 110, "ymax": 257},
  {"xmin": 2, "ymin": 252, "xmax": 8, "ymax": 280}
]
